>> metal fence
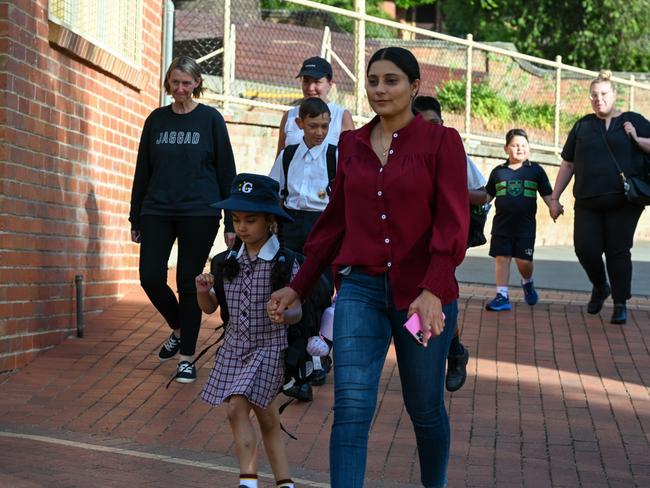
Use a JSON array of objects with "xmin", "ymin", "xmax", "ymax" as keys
[
  {"xmin": 48, "ymin": 0, "xmax": 143, "ymax": 66},
  {"xmin": 172, "ymin": 0, "xmax": 650, "ymax": 156}
]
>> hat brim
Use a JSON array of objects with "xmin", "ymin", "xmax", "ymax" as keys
[
  {"xmin": 296, "ymin": 69, "xmax": 330, "ymax": 79},
  {"xmin": 210, "ymin": 198, "xmax": 294, "ymax": 222}
]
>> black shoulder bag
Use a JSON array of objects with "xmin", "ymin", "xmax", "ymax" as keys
[{"xmin": 600, "ymin": 123, "xmax": 650, "ymax": 206}]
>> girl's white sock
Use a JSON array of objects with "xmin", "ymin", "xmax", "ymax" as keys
[
  {"xmin": 276, "ymin": 480, "xmax": 294, "ymax": 488},
  {"xmin": 239, "ymin": 475, "xmax": 258, "ymax": 488},
  {"xmin": 497, "ymin": 286, "xmax": 509, "ymax": 298}
]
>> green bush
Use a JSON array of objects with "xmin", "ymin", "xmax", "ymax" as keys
[{"xmin": 436, "ymin": 79, "xmax": 578, "ymax": 133}]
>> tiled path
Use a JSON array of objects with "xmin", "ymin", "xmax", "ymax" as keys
[{"xmin": 1, "ymin": 284, "xmax": 648, "ymax": 487}]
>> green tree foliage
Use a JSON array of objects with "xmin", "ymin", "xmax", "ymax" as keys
[{"xmin": 440, "ymin": 0, "xmax": 650, "ymax": 71}]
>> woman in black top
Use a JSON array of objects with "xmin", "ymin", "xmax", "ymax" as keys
[
  {"xmin": 129, "ymin": 56, "xmax": 236, "ymax": 381},
  {"xmin": 550, "ymin": 70, "xmax": 650, "ymax": 324}
]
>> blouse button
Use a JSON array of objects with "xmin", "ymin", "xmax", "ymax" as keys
[
  {"xmin": 384, "ymin": 238, "xmax": 390, "ymax": 244},
  {"xmin": 387, "ymin": 261, "xmax": 392, "ymax": 268},
  {"xmin": 379, "ymin": 167, "xmax": 384, "ymax": 173},
  {"xmin": 389, "ymin": 149, "xmax": 394, "ymax": 155},
  {"xmin": 377, "ymin": 191, "xmax": 383, "ymax": 196},
  {"xmin": 393, "ymin": 133, "xmax": 398, "ymax": 138},
  {"xmin": 381, "ymin": 214, "xmax": 386, "ymax": 220}
]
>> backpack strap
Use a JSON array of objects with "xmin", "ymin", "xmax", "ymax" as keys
[
  {"xmin": 326, "ymin": 144, "xmax": 337, "ymax": 196},
  {"xmin": 281, "ymin": 144, "xmax": 300, "ymax": 198}
]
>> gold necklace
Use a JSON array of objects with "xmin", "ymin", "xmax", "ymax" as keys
[{"xmin": 375, "ymin": 127, "xmax": 391, "ymax": 158}]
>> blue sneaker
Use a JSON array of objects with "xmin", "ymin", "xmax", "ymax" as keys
[
  {"xmin": 522, "ymin": 280, "xmax": 539, "ymax": 306},
  {"xmin": 485, "ymin": 293, "xmax": 512, "ymax": 311}
]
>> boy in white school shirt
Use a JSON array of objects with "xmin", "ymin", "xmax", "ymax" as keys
[{"xmin": 269, "ymin": 97, "xmax": 337, "ymax": 401}]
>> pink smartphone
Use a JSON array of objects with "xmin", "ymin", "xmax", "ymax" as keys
[
  {"xmin": 403, "ymin": 312, "xmax": 446, "ymax": 346},
  {"xmin": 403, "ymin": 313, "xmax": 426, "ymax": 346}
]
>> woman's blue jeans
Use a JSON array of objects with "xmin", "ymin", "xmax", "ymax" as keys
[{"xmin": 330, "ymin": 269, "xmax": 456, "ymax": 488}]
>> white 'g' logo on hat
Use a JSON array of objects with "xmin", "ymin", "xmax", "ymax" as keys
[{"xmin": 241, "ymin": 182, "xmax": 253, "ymax": 193}]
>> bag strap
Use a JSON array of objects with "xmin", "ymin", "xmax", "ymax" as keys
[
  {"xmin": 282, "ymin": 143, "xmax": 337, "ymax": 198},
  {"xmin": 281, "ymin": 144, "xmax": 300, "ymax": 198},
  {"xmin": 326, "ymin": 144, "xmax": 337, "ymax": 196},
  {"xmin": 599, "ymin": 123, "xmax": 629, "ymax": 188}
]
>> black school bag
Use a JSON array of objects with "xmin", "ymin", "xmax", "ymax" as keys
[
  {"xmin": 467, "ymin": 203, "xmax": 491, "ymax": 248},
  {"xmin": 210, "ymin": 245, "xmax": 332, "ymax": 395}
]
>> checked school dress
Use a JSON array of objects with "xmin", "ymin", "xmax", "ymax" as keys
[{"xmin": 201, "ymin": 236, "xmax": 299, "ymax": 409}]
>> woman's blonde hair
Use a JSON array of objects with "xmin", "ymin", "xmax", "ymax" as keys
[
  {"xmin": 590, "ymin": 69, "xmax": 616, "ymax": 92},
  {"xmin": 164, "ymin": 56, "xmax": 204, "ymax": 98}
]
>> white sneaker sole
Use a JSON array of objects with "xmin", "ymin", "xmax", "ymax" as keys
[{"xmin": 175, "ymin": 376, "xmax": 196, "ymax": 384}]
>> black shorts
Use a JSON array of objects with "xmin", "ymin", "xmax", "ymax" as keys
[{"xmin": 489, "ymin": 235, "xmax": 535, "ymax": 261}]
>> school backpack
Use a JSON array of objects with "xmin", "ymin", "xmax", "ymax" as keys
[
  {"xmin": 210, "ymin": 245, "xmax": 332, "ymax": 396},
  {"xmin": 281, "ymin": 143, "xmax": 338, "ymax": 199},
  {"xmin": 467, "ymin": 203, "xmax": 491, "ymax": 248}
]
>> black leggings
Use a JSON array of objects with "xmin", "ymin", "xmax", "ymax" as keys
[
  {"xmin": 574, "ymin": 201, "xmax": 643, "ymax": 303},
  {"xmin": 139, "ymin": 215, "xmax": 219, "ymax": 356}
]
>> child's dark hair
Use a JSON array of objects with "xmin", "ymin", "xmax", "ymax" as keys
[
  {"xmin": 505, "ymin": 128, "xmax": 529, "ymax": 145},
  {"xmin": 218, "ymin": 218, "xmax": 293, "ymax": 291},
  {"xmin": 412, "ymin": 95, "xmax": 442, "ymax": 118},
  {"xmin": 367, "ymin": 47, "xmax": 420, "ymax": 83},
  {"xmin": 299, "ymin": 97, "xmax": 331, "ymax": 120}
]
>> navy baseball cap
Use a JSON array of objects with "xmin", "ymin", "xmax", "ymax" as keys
[
  {"xmin": 211, "ymin": 174, "xmax": 293, "ymax": 222},
  {"xmin": 297, "ymin": 56, "xmax": 332, "ymax": 79}
]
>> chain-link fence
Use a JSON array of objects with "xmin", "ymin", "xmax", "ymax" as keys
[
  {"xmin": 172, "ymin": 0, "xmax": 650, "ymax": 155},
  {"xmin": 48, "ymin": 0, "xmax": 143, "ymax": 65}
]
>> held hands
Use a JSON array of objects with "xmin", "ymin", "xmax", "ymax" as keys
[
  {"xmin": 267, "ymin": 287, "xmax": 299, "ymax": 324},
  {"xmin": 407, "ymin": 289, "xmax": 444, "ymax": 347},
  {"xmin": 549, "ymin": 199, "xmax": 564, "ymax": 222},
  {"xmin": 195, "ymin": 273, "xmax": 215, "ymax": 294}
]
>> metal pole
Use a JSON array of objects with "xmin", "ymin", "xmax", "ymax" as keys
[
  {"xmin": 75, "ymin": 275, "xmax": 84, "ymax": 338},
  {"xmin": 354, "ymin": 0, "xmax": 366, "ymax": 117},
  {"xmin": 160, "ymin": 0, "xmax": 174, "ymax": 106},
  {"xmin": 630, "ymin": 74, "xmax": 635, "ymax": 111},
  {"xmin": 465, "ymin": 34, "xmax": 473, "ymax": 137},
  {"xmin": 554, "ymin": 55, "xmax": 562, "ymax": 150},
  {"xmin": 222, "ymin": 0, "xmax": 232, "ymax": 112},
  {"xmin": 321, "ymin": 26, "xmax": 332, "ymax": 62}
]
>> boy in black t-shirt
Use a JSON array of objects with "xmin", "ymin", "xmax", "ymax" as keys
[{"xmin": 485, "ymin": 129, "xmax": 553, "ymax": 311}]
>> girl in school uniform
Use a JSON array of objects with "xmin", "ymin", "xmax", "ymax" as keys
[{"xmin": 196, "ymin": 174, "xmax": 301, "ymax": 488}]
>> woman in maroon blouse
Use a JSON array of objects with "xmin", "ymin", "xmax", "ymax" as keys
[{"xmin": 269, "ymin": 47, "xmax": 468, "ymax": 488}]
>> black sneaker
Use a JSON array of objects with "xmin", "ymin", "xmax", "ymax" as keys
[
  {"xmin": 283, "ymin": 382, "xmax": 313, "ymax": 402},
  {"xmin": 446, "ymin": 346, "xmax": 469, "ymax": 392},
  {"xmin": 610, "ymin": 303, "xmax": 627, "ymax": 324},
  {"xmin": 311, "ymin": 356, "xmax": 332, "ymax": 386},
  {"xmin": 175, "ymin": 361, "xmax": 196, "ymax": 383},
  {"xmin": 158, "ymin": 332, "xmax": 181, "ymax": 361},
  {"xmin": 587, "ymin": 284, "xmax": 611, "ymax": 314}
]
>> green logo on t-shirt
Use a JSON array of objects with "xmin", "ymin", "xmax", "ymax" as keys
[{"xmin": 507, "ymin": 180, "xmax": 523, "ymax": 196}]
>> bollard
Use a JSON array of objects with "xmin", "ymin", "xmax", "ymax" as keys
[{"xmin": 75, "ymin": 274, "xmax": 84, "ymax": 338}]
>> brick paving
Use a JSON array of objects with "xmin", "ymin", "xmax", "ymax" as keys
[{"xmin": 1, "ymin": 284, "xmax": 649, "ymax": 487}]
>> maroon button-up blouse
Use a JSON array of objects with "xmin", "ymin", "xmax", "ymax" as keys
[{"xmin": 290, "ymin": 114, "xmax": 469, "ymax": 309}]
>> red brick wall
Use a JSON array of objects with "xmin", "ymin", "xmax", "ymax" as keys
[{"xmin": 0, "ymin": 0, "xmax": 163, "ymax": 372}]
